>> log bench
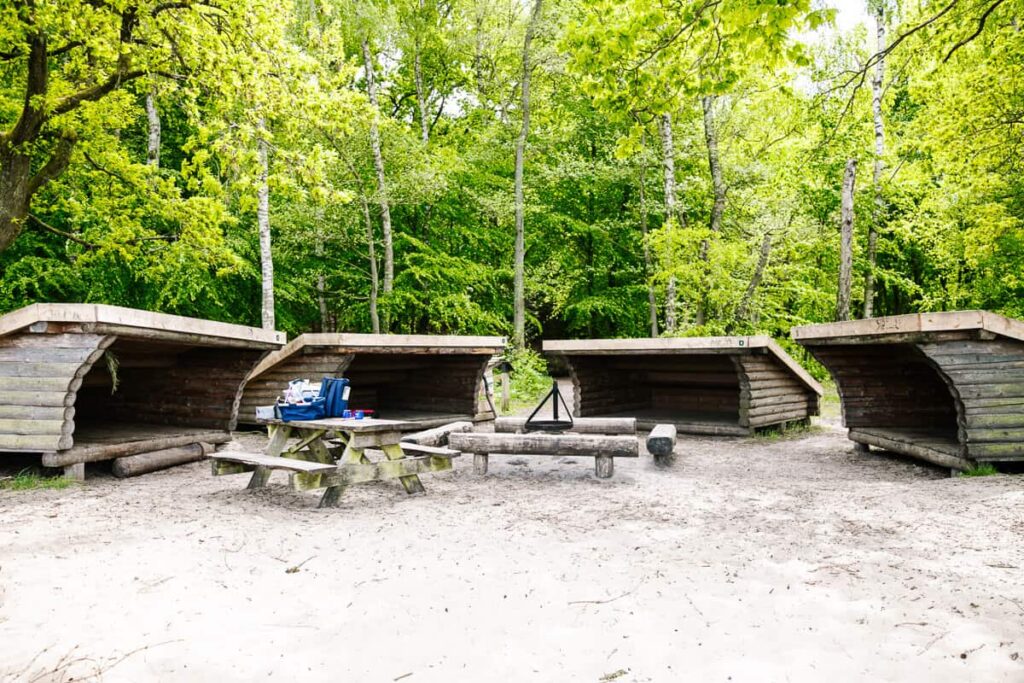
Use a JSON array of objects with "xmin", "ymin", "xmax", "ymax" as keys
[
  {"xmin": 645, "ymin": 423, "xmax": 677, "ymax": 467},
  {"xmin": 447, "ymin": 432, "xmax": 638, "ymax": 479}
]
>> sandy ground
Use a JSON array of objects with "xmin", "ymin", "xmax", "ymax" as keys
[{"xmin": 1, "ymin": 409, "xmax": 1023, "ymax": 681}]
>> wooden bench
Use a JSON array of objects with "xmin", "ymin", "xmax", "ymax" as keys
[
  {"xmin": 448, "ymin": 432, "xmax": 638, "ymax": 478},
  {"xmin": 211, "ymin": 451, "xmax": 337, "ymax": 479}
]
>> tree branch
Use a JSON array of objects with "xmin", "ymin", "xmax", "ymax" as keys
[
  {"xmin": 28, "ymin": 213, "xmax": 97, "ymax": 249},
  {"xmin": 944, "ymin": 0, "xmax": 1007, "ymax": 62},
  {"xmin": 28, "ymin": 134, "xmax": 77, "ymax": 195}
]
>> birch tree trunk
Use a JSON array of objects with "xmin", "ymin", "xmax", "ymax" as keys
[
  {"xmin": 362, "ymin": 38, "xmax": 395, "ymax": 307},
  {"xmin": 864, "ymin": 6, "xmax": 886, "ymax": 319},
  {"xmin": 638, "ymin": 138, "xmax": 659, "ymax": 337},
  {"xmin": 360, "ymin": 193, "xmax": 382, "ymax": 334},
  {"xmin": 837, "ymin": 158, "xmax": 857, "ymax": 322},
  {"xmin": 145, "ymin": 88, "xmax": 160, "ymax": 167},
  {"xmin": 257, "ymin": 120, "xmax": 275, "ymax": 330},
  {"xmin": 697, "ymin": 95, "xmax": 726, "ymax": 326},
  {"xmin": 413, "ymin": 0, "xmax": 430, "ymax": 145},
  {"xmin": 658, "ymin": 112, "xmax": 681, "ymax": 333},
  {"xmin": 513, "ymin": 0, "xmax": 543, "ymax": 348}
]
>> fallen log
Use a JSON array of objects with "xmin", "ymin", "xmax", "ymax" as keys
[{"xmin": 112, "ymin": 442, "xmax": 212, "ymax": 478}]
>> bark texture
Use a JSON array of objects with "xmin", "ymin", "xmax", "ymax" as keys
[
  {"xmin": 658, "ymin": 113, "xmax": 681, "ymax": 332},
  {"xmin": 257, "ymin": 121, "xmax": 275, "ymax": 330},
  {"xmin": 362, "ymin": 38, "xmax": 395, "ymax": 306},
  {"xmin": 146, "ymin": 88, "xmax": 161, "ymax": 167},
  {"xmin": 864, "ymin": 6, "xmax": 886, "ymax": 319},
  {"xmin": 837, "ymin": 158, "xmax": 857, "ymax": 322},
  {"xmin": 360, "ymin": 193, "xmax": 382, "ymax": 334},
  {"xmin": 698, "ymin": 95, "xmax": 726, "ymax": 326},
  {"xmin": 732, "ymin": 232, "xmax": 772, "ymax": 327},
  {"xmin": 513, "ymin": 0, "xmax": 543, "ymax": 347}
]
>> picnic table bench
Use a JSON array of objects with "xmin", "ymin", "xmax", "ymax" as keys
[{"xmin": 211, "ymin": 417, "xmax": 458, "ymax": 507}]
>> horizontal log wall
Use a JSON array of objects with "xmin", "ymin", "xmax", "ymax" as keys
[
  {"xmin": 919, "ymin": 338, "xmax": 1024, "ymax": 461},
  {"xmin": 0, "ymin": 332, "xmax": 112, "ymax": 452},
  {"xmin": 736, "ymin": 354, "xmax": 819, "ymax": 428},
  {"xmin": 567, "ymin": 356, "xmax": 650, "ymax": 417}
]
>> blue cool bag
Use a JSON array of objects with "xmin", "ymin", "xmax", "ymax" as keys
[
  {"xmin": 277, "ymin": 396, "xmax": 326, "ymax": 422},
  {"xmin": 320, "ymin": 377, "xmax": 351, "ymax": 417}
]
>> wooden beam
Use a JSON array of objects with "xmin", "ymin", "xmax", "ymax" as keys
[
  {"xmin": 290, "ymin": 454, "xmax": 452, "ymax": 491},
  {"xmin": 401, "ymin": 421, "xmax": 474, "ymax": 446},
  {"xmin": 494, "ymin": 417, "xmax": 637, "ymax": 435},
  {"xmin": 112, "ymin": 442, "xmax": 212, "ymax": 477},
  {"xmin": 449, "ymin": 432, "xmax": 639, "ymax": 457},
  {"xmin": 646, "ymin": 424, "xmax": 677, "ymax": 459},
  {"xmin": 42, "ymin": 431, "xmax": 231, "ymax": 466}
]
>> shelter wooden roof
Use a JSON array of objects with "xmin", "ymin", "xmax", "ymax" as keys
[
  {"xmin": 543, "ymin": 336, "xmax": 823, "ymax": 396},
  {"xmin": 0, "ymin": 304, "xmax": 284, "ymax": 348},
  {"xmin": 246, "ymin": 332, "xmax": 506, "ymax": 380},
  {"xmin": 791, "ymin": 310, "xmax": 1024, "ymax": 344}
]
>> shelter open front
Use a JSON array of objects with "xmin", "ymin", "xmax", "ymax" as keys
[
  {"xmin": 543, "ymin": 337, "xmax": 822, "ymax": 436},
  {"xmin": 808, "ymin": 343, "xmax": 962, "ymax": 461},
  {"xmin": 238, "ymin": 333, "xmax": 506, "ymax": 427}
]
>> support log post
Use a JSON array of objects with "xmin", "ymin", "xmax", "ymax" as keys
[
  {"xmin": 595, "ymin": 455, "xmax": 614, "ymax": 478},
  {"xmin": 473, "ymin": 453, "xmax": 489, "ymax": 475}
]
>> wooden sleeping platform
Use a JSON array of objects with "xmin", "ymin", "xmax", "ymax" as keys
[
  {"xmin": 542, "ymin": 337, "xmax": 823, "ymax": 436},
  {"xmin": 0, "ymin": 304, "xmax": 284, "ymax": 479},
  {"xmin": 793, "ymin": 310, "xmax": 1024, "ymax": 471},
  {"xmin": 237, "ymin": 333, "xmax": 506, "ymax": 427}
]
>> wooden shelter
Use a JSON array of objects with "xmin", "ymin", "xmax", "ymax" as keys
[
  {"xmin": 0, "ymin": 304, "xmax": 284, "ymax": 478},
  {"xmin": 542, "ymin": 337, "xmax": 822, "ymax": 435},
  {"xmin": 238, "ymin": 333, "xmax": 506, "ymax": 427},
  {"xmin": 793, "ymin": 311, "xmax": 1024, "ymax": 471}
]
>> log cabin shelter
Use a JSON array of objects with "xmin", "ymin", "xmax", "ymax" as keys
[
  {"xmin": 0, "ymin": 304, "xmax": 285, "ymax": 479},
  {"xmin": 238, "ymin": 333, "xmax": 506, "ymax": 427},
  {"xmin": 792, "ymin": 310, "xmax": 1024, "ymax": 472},
  {"xmin": 542, "ymin": 336, "xmax": 823, "ymax": 435}
]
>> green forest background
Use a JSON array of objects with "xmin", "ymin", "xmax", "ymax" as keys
[{"xmin": 1, "ymin": 0, "xmax": 1020, "ymax": 364}]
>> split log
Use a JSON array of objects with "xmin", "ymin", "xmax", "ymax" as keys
[
  {"xmin": 494, "ymin": 416, "xmax": 636, "ymax": 435},
  {"xmin": 112, "ymin": 442, "xmax": 213, "ymax": 478}
]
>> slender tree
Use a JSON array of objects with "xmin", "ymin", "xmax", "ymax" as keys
[
  {"xmin": 362, "ymin": 37, "xmax": 395, "ymax": 316},
  {"xmin": 698, "ymin": 94, "xmax": 726, "ymax": 325},
  {"xmin": 658, "ymin": 112, "xmax": 681, "ymax": 332},
  {"xmin": 864, "ymin": 3, "xmax": 886, "ymax": 318},
  {"xmin": 257, "ymin": 119, "xmax": 275, "ymax": 330},
  {"xmin": 513, "ymin": 0, "xmax": 543, "ymax": 347},
  {"xmin": 837, "ymin": 158, "xmax": 857, "ymax": 322},
  {"xmin": 145, "ymin": 87, "xmax": 161, "ymax": 167},
  {"xmin": 638, "ymin": 133, "xmax": 659, "ymax": 337}
]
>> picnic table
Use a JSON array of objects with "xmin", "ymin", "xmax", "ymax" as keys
[{"xmin": 212, "ymin": 417, "xmax": 458, "ymax": 507}]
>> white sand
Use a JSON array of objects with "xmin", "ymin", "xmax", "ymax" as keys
[{"xmin": 1, "ymin": 421, "xmax": 1022, "ymax": 682}]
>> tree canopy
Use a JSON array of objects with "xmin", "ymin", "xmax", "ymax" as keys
[{"xmin": 0, "ymin": 0, "xmax": 1020, "ymax": 350}]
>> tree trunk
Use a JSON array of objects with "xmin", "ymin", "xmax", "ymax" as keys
[
  {"xmin": 146, "ymin": 88, "xmax": 161, "ymax": 167},
  {"xmin": 638, "ymin": 137, "xmax": 659, "ymax": 337},
  {"xmin": 732, "ymin": 232, "xmax": 772, "ymax": 328},
  {"xmin": 314, "ymin": 208, "xmax": 329, "ymax": 331},
  {"xmin": 513, "ymin": 0, "xmax": 543, "ymax": 348},
  {"xmin": 359, "ymin": 193, "xmax": 382, "ymax": 334},
  {"xmin": 837, "ymin": 158, "xmax": 857, "ymax": 322},
  {"xmin": 413, "ymin": 1, "xmax": 430, "ymax": 145},
  {"xmin": 697, "ymin": 95, "xmax": 726, "ymax": 326},
  {"xmin": 257, "ymin": 120, "xmax": 275, "ymax": 330},
  {"xmin": 864, "ymin": 6, "xmax": 886, "ymax": 319},
  {"xmin": 362, "ymin": 38, "xmax": 394, "ymax": 309},
  {"xmin": 702, "ymin": 96, "xmax": 726, "ymax": 234},
  {"xmin": 658, "ymin": 112, "xmax": 681, "ymax": 332}
]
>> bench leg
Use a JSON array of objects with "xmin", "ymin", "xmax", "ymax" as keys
[
  {"xmin": 319, "ymin": 485, "xmax": 347, "ymax": 508},
  {"xmin": 382, "ymin": 443, "xmax": 425, "ymax": 495},
  {"xmin": 473, "ymin": 453, "xmax": 489, "ymax": 475},
  {"xmin": 246, "ymin": 466, "xmax": 272, "ymax": 489},
  {"xmin": 653, "ymin": 453, "xmax": 674, "ymax": 468},
  {"xmin": 64, "ymin": 462, "xmax": 85, "ymax": 482},
  {"xmin": 595, "ymin": 455, "xmax": 614, "ymax": 479},
  {"xmin": 852, "ymin": 442, "xmax": 871, "ymax": 454}
]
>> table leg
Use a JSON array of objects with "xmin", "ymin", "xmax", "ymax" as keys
[
  {"xmin": 248, "ymin": 424, "xmax": 291, "ymax": 489},
  {"xmin": 382, "ymin": 443, "xmax": 425, "ymax": 494},
  {"xmin": 319, "ymin": 485, "xmax": 347, "ymax": 508}
]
